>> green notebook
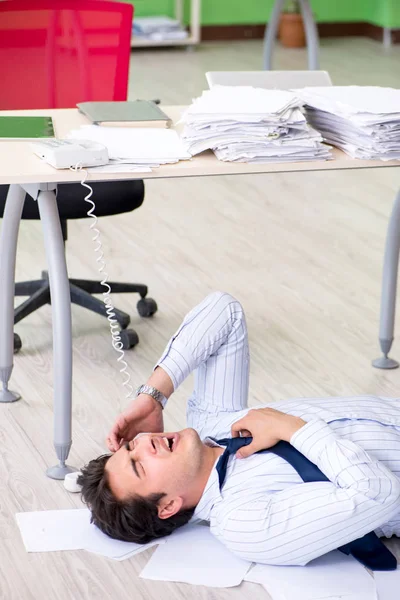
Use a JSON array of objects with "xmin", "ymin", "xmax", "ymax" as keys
[
  {"xmin": 0, "ymin": 116, "xmax": 55, "ymax": 139},
  {"xmin": 77, "ymin": 101, "xmax": 171, "ymax": 128}
]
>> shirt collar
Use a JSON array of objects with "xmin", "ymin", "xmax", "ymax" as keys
[{"xmin": 192, "ymin": 437, "xmax": 224, "ymax": 522}]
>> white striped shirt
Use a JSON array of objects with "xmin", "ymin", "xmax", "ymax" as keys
[{"xmin": 156, "ymin": 292, "xmax": 400, "ymax": 566}]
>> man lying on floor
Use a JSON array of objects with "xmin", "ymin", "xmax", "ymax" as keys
[{"xmin": 79, "ymin": 292, "xmax": 400, "ymax": 567}]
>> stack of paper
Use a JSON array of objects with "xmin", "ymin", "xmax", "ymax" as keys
[
  {"xmin": 295, "ymin": 86, "xmax": 400, "ymax": 161},
  {"xmin": 180, "ymin": 86, "xmax": 331, "ymax": 164},
  {"xmin": 133, "ymin": 16, "xmax": 188, "ymax": 41},
  {"xmin": 67, "ymin": 126, "xmax": 191, "ymax": 171}
]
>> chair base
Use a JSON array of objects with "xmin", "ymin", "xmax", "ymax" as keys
[{"xmin": 14, "ymin": 271, "xmax": 154, "ymax": 347}]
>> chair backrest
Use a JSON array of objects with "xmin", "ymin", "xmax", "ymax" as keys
[
  {"xmin": 0, "ymin": 0, "xmax": 133, "ymax": 109},
  {"xmin": 206, "ymin": 71, "xmax": 333, "ymax": 90}
]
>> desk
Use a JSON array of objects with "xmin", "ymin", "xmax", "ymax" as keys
[
  {"xmin": 1, "ymin": 108, "xmax": 400, "ymax": 185},
  {"xmin": 0, "ymin": 106, "xmax": 399, "ymax": 477}
]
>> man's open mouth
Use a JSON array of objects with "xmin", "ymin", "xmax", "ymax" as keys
[
  {"xmin": 162, "ymin": 437, "xmax": 173, "ymax": 451},
  {"xmin": 160, "ymin": 434, "xmax": 179, "ymax": 452}
]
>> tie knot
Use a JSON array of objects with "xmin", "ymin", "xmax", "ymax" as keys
[{"xmin": 216, "ymin": 436, "xmax": 253, "ymax": 454}]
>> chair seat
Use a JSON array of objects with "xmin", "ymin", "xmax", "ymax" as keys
[{"xmin": 0, "ymin": 180, "xmax": 145, "ymax": 220}]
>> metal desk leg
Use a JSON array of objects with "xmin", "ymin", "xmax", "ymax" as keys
[
  {"xmin": 373, "ymin": 189, "xmax": 400, "ymax": 369},
  {"xmin": 263, "ymin": 0, "xmax": 285, "ymax": 70},
  {"xmin": 36, "ymin": 188, "xmax": 76, "ymax": 478},
  {"xmin": 0, "ymin": 185, "xmax": 25, "ymax": 403},
  {"xmin": 299, "ymin": 0, "xmax": 320, "ymax": 70}
]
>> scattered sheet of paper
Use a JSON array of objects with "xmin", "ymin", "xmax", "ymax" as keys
[
  {"xmin": 374, "ymin": 568, "xmax": 400, "ymax": 600},
  {"xmin": 83, "ymin": 521, "xmax": 162, "ymax": 559},
  {"xmin": 245, "ymin": 551, "xmax": 376, "ymax": 600},
  {"xmin": 140, "ymin": 523, "xmax": 252, "ymax": 587},
  {"xmin": 18, "ymin": 508, "xmax": 397, "ymax": 596},
  {"xmin": 16, "ymin": 508, "xmax": 164, "ymax": 560},
  {"xmin": 16, "ymin": 509, "xmax": 91, "ymax": 552}
]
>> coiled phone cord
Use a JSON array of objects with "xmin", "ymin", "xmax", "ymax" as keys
[{"xmin": 71, "ymin": 165, "xmax": 134, "ymax": 398}]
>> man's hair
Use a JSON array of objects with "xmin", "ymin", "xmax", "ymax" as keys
[{"xmin": 78, "ymin": 454, "xmax": 195, "ymax": 544}]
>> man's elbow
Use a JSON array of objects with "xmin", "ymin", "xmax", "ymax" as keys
[
  {"xmin": 366, "ymin": 473, "xmax": 400, "ymax": 525},
  {"xmin": 385, "ymin": 475, "xmax": 400, "ymax": 509}
]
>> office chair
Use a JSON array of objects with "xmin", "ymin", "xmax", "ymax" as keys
[{"xmin": 0, "ymin": 0, "xmax": 157, "ymax": 352}]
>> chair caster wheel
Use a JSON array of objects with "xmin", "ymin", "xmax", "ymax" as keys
[
  {"xmin": 120, "ymin": 329, "xmax": 139, "ymax": 350},
  {"xmin": 14, "ymin": 333, "xmax": 22, "ymax": 354},
  {"xmin": 137, "ymin": 297, "xmax": 158, "ymax": 318}
]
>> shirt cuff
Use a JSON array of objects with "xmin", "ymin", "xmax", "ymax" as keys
[{"xmin": 290, "ymin": 418, "xmax": 339, "ymax": 464}]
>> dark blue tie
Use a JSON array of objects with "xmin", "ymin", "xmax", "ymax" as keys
[{"xmin": 215, "ymin": 436, "xmax": 397, "ymax": 571}]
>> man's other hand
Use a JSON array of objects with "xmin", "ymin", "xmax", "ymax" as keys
[
  {"xmin": 106, "ymin": 394, "xmax": 164, "ymax": 452},
  {"xmin": 231, "ymin": 408, "xmax": 306, "ymax": 458}
]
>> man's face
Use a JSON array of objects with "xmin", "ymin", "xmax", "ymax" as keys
[{"xmin": 105, "ymin": 428, "xmax": 205, "ymax": 510}]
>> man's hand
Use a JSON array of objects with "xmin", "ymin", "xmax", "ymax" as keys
[
  {"xmin": 231, "ymin": 407, "xmax": 306, "ymax": 459},
  {"xmin": 106, "ymin": 394, "xmax": 164, "ymax": 452}
]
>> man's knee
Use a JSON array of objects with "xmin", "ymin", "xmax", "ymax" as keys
[{"xmin": 206, "ymin": 291, "xmax": 244, "ymax": 314}]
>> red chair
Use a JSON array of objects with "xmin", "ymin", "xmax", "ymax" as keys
[
  {"xmin": 0, "ymin": 0, "xmax": 158, "ymax": 352},
  {"xmin": 0, "ymin": 0, "xmax": 133, "ymax": 109}
]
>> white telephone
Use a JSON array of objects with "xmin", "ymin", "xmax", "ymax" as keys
[{"xmin": 30, "ymin": 139, "xmax": 109, "ymax": 169}]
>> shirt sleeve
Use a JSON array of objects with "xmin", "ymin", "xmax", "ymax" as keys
[
  {"xmin": 213, "ymin": 418, "xmax": 400, "ymax": 566},
  {"xmin": 155, "ymin": 292, "xmax": 250, "ymax": 420}
]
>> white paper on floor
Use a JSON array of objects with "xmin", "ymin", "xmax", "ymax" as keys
[
  {"xmin": 374, "ymin": 568, "xmax": 400, "ymax": 600},
  {"xmin": 244, "ymin": 551, "xmax": 376, "ymax": 600},
  {"xmin": 16, "ymin": 508, "xmax": 164, "ymax": 559},
  {"xmin": 16, "ymin": 508, "xmax": 397, "ymax": 595},
  {"xmin": 140, "ymin": 522, "xmax": 252, "ymax": 587},
  {"xmin": 16, "ymin": 509, "xmax": 92, "ymax": 552}
]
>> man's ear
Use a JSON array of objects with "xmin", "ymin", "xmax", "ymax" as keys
[{"xmin": 157, "ymin": 496, "xmax": 183, "ymax": 520}]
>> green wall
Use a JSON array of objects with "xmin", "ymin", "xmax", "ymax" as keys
[{"xmin": 125, "ymin": 0, "xmax": 400, "ymax": 28}]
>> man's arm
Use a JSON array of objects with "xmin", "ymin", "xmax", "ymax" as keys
[
  {"xmin": 216, "ymin": 419, "xmax": 400, "ymax": 566},
  {"xmin": 155, "ymin": 291, "xmax": 249, "ymax": 413},
  {"xmin": 106, "ymin": 367, "xmax": 173, "ymax": 451},
  {"xmin": 107, "ymin": 292, "xmax": 249, "ymax": 448}
]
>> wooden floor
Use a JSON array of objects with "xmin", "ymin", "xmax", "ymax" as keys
[{"xmin": 4, "ymin": 38, "xmax": 400, "ymax": 599}]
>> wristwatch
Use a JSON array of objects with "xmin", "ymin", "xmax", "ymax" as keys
[{"xmin": 135, "ymin": 384, "xmax": 167, "ymax": 410}]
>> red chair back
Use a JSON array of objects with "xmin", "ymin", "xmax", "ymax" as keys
[{"xmin": 0, "ymin": 0, "xmax": 133, "ymax": 109}]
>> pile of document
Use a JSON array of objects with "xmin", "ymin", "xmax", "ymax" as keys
[
  {"xmin": 295, "ymin": 86, "xmax": 400, "ymax": 161},
  {"xmin": 180, "ymin": 86, "xmax": 331, "ymax": 164},
  {"xmin": 67, "ymin": 125, "xmax": 191, "ymax": 172},
  {"xmin": 133, "ymin": 16, "xmax": 188, "ymax": 42}
]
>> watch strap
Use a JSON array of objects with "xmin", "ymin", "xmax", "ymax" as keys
[{"xmin": 136, "ymin": 384, "xmax": 167, "ymax": 409}]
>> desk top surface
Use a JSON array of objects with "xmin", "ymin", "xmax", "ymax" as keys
[{"xmin": 0, "ymin": 106, "xmax": 399, "ymax": 185}]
